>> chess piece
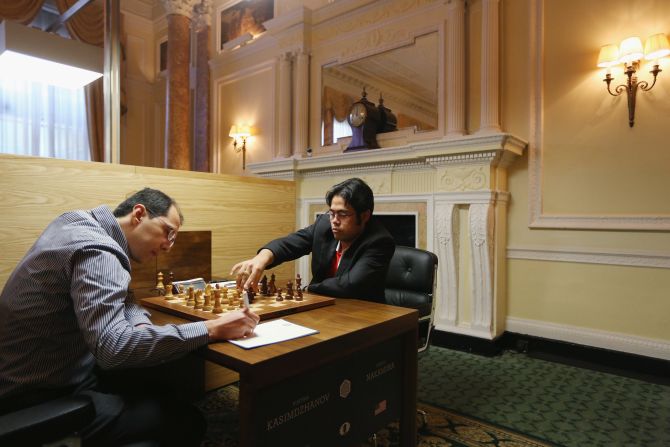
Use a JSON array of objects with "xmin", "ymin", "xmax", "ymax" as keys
[
  {"xmin": 164, "ymin": 272, "xmax": 174, "ymax": 300},
  {"xmin": 296, "ymin": 273, "xmax": 302, "ymax": 290},
  {"xmin": 260, "ymin": 275, "xmax": 269, "ymax": 296},
  {"xmin": 276, "ymin": 288, "xmax": 283, "ymax": 301},
  {"xmin": 186, "ymin": 286, "xmax": 195, "ymax": 307},
  {"xmin": 203, "ymin": 285, "xmax": 213, "ymax": 311},
  {"xmin": 213, "ymin": 289, "xmax": 223, "ymax": 314},
  {"xmin": 296, "ymin": 288, "xmax": 303, "ymax": 301},
  {"xmin": 248, "ymin": 289, "xmax": 256, "ymax": 304},
  {"xmin": 268, "ymin": 273, "xmax": 277, "ymax": 295},
  {"xmin": 194, "ymin": 289, "xmax": 203, "ymax": 310},
  {"xmin": 226, "ymin": 288, "xmax": 236, "ymax": 310},
  {"xmin": 155, "ymin": 271, "xmax": 165, "ymax": 295},
  {"xmin": 285, "ymin": 281, "xmax": 294, "ymax": 300},
  {"xmin": 178, "ymin": 285, "xmax": 186, "ymax": 299}
]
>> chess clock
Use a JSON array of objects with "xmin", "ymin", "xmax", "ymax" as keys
[{"xmin": 345, "ymin": 89, "xmax": 380, "ymax": 152}]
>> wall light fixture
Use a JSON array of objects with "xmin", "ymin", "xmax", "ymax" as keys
[
  {"xmin": 229, "ymin": 125, "xmax": 251, "ymax": 169},
  {"xmin": 597, "ymin": 33, "xmax": 670, "ymax": 127}
]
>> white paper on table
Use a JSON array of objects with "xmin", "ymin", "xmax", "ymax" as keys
[{"xmin": 228, "ymin": 319, "xmax": 318, "ymax": 349}]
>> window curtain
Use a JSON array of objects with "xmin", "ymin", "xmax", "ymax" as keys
[
  {"xmin": 0, "ymin": 0, "xmax": 44, "ymax": 24},
  {"xmin": 322, "ymin": 86, "xmax": 354, "ymax": 146},
  {"xmin": 0, "ymin": 78, "xmax": 91, "ymax": 160},
  {"xmin": 54, "ymin": 0, "xmax": 105, "ymax": 162}
]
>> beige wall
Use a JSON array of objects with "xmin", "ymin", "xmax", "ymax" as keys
[
  {"xmin": 503, "ymin": 0, "xmax": 670, "ymax": 355},
  {"xmin": 117, "ymin": 0, "xmax": 669, "ymax": 358}
]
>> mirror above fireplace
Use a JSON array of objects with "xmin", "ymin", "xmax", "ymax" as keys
[{"xmin": 321, "ymin": 31, "xmax": 439, "ymax": 147}]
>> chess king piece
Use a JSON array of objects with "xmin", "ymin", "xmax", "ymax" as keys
[
  {"xmin": 268, "ymin": 273, "xmax": 277, "ymax": 295},
  {"xmin": 186, "ymin": 287, "xmax": 195, "ymax": 307},
  {"xmin": 213, "ymin": 289, "xmax": 223, "ymax": 314},
  {"xmin": 259, "ymin": 275, "xmax": 269, "ymax": 296},
  {"xmin": 194, "ymin": 290, "xmax": 203, "ymax": 310},
  {"xmin": 203, "ymin": 285, "xmax": 213, "ymax": 312},
  {"xmin": 155, "ymin": 271, "xmax": 165, "ymax": 295},
  {"xmin": 164, "ymin": 272, "xmax": 174, "ymax": 300}
]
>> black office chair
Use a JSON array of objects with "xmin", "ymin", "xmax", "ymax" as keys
[
  {"xmin": 384, "ymin": 245, "xmax": 439, "ymax": 353},
  {"xmin": 0, "ymin": 395, "xmax": 94, "ymax": 447}
]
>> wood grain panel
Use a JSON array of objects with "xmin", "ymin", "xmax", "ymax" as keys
[{"xmin": 0, "ymin": 154, "xmax": 296, "ymax": 289}]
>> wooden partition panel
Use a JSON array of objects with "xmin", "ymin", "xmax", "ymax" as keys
[{"xmin": 0, "ymin": 154, "xmax": 296, "ymax": 288}]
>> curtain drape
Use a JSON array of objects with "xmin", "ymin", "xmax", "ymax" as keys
[
  {"xmin": 0, "ymin": 79, "xmax": 91, "ymax": 160},
  {"xmin": 85, "ymin": 78, "xmax": 104, "ymax": 162},
  {"xmin": 0, "ymin": 0, "xmax": 44, "ymax": 25},
  {"xmin": 322, "ymin": 86, "xmax": 354, "ymax": 146}
]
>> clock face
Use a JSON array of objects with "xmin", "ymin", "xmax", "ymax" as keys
[{"xmin": 348, "ymin": 102, "xmax": 367, "ymax": 127}]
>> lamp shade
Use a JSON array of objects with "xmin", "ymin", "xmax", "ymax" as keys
[
  {"xmin": 644, "ymin": 33, "xmax": 670, "ymax": 60},
  {"xmin": 597, "ymin": 44, "xmax": 620, "ymax": 67},
  {"xmin": 229, "ymin": 124, "xmax": 251, "ymax": 138},
  {"xmin": 0, "ymin": 20, "xmax": 102, "ymax": 90},
  {"xmin": 618, "ymin": 36, "xmax": 644, "ymax": 63},
  {"xmin": 238, "ymin": 125, "xmax": 251, "ymax": 137}
]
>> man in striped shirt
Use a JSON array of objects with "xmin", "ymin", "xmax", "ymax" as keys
[{"xmin": 0, "ymin": 187, "xmax": 259, "ymax": 446}]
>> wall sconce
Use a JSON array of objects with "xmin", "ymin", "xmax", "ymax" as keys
[
  {"xmin": 229, "ymin": 125, "xmax": 251, "ymax": 169},
  {"xmin": 597, "ymin": 33, "xmax": 670, "ymax": 127}
]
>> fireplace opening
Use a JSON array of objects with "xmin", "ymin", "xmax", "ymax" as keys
[
  {"xmin": 375, "ymin": 214, "xmax": 417, "ymax": 248},
  {"xmin": 316, "ymin": 211, "xmax": 418, "ymax": 248}
]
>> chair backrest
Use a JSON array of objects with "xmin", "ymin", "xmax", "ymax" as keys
[{"xmin": 384, "ymin": 246, "xmax": 438, "ymax": 319}]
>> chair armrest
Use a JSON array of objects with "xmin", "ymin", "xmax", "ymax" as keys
[{"xmin": 0, "ymin": 395, "xmax": 94, "ymax": 445}]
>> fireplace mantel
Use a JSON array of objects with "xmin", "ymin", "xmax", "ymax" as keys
[
  {"xmin": 248, "ymin": 133, "xmax": 526, "ymax": 179},
  {"xmin": 250, "ymin": 132, "xmax": 527, "ymax": 341}
]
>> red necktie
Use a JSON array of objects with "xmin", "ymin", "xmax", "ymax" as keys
[{"xmin": 329, "ymin": 247, "xmax": 343, "ymax": 278}]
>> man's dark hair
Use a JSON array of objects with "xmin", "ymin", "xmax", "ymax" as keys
[
  {"xmin": 113, "ymin": 187, "xmax": 184, "ymax": 224},
  {"xmin": 326, "ymin": 178, "xmax": 374, "ymax": 220}
]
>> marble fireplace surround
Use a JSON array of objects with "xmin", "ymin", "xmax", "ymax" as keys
[{"xmin": 249, "ymin": 133, "xmax": 526, "ymax": 340}]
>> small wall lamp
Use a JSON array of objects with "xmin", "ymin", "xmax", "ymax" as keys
[
  {"xmin": 597, "ymin": 33, "xmax": 670, "ymax": 127},
  {"xmin": 229, "ymin": 125, "xmax": 251, "ymax": 169}
]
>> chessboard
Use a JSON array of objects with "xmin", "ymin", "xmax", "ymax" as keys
[{"xmin": 140, "ymin": 274, "xmax": 335, "ymax": 323}]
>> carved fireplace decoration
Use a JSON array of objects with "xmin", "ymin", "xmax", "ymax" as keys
[{"xmin": 250, "ymin": 133, "xmax": 526, "ymax": 341}]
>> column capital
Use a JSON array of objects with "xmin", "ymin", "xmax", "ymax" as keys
[
  {"xmin": 193, "ymin": 0, "xmax": 212, "ymax": 31},
  {"xmin": 161, "ymin": 0, "xmax": 199, "ymax": 18}
]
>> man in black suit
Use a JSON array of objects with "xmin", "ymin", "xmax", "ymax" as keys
[{"xmin": 231, "ymin": 178, "xmax": 395, "ymax": 302}]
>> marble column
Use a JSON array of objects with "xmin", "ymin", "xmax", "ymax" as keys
[
  {"xmin": 477, "ymin": 0, "xmax": 502, "ymax": 134},
  {"xmin": 161, "ymin": 0, "xmax": 197, "ymax": 170},
  {"xmin": 292, "ymin": 50, "xmax": 309, "ymax": 157},
  {"xmin": 446, "ymin": 0, "xmax": 466, "ymax": 137},
  {"xmin": 277, "ymin": 52, "xmax": 292, "ymax": 158},
  {"xmin": 193, "ymin": 0, "xmax": 211, "ymax": 172}
]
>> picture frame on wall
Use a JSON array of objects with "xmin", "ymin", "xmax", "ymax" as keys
[{"xmin": 217, "ymin": 0, "xmax": 274, "ymax": 52}]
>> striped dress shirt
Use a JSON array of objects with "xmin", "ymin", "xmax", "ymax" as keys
[{"xmin": 0, "ymin": 206, "xmax": 208, "ymax": 400}]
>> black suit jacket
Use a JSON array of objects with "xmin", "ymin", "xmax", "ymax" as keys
[{"xmin": 263, "ymin": 214, "xmax": 395, "ymax": 302}]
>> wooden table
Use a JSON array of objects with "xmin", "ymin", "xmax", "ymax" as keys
[{"xmin": 154, "ymin": 298, "xmax": 418, "ymax": 446}]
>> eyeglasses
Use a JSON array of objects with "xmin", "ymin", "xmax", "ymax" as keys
[
  {"xmin": 156, "ymin": 216, "xmax": 178, "ymax": 247},
  {"xmin": 326, "ymin": 210, "xmax": 354, "ymax": 220},
  {"xmin": 144, "ymin": 206, "xmax": 178, "ymax": 247}
]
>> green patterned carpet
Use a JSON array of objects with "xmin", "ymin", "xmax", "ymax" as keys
[
  {"xmin": 196, "ymin": 347, "xmax": 670, "ymax": 446},
  {"xmin": 417, "ymin": 347, "xmax": 670, "ymax": 447},
  {"xmin": 196, "ymin": 385, "xmax": 556, "ymax": 447}
]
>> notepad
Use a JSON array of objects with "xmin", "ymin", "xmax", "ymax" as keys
[{"xmin": 229, "ymin": 319, "xmax": 318, "ymax": 349}]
